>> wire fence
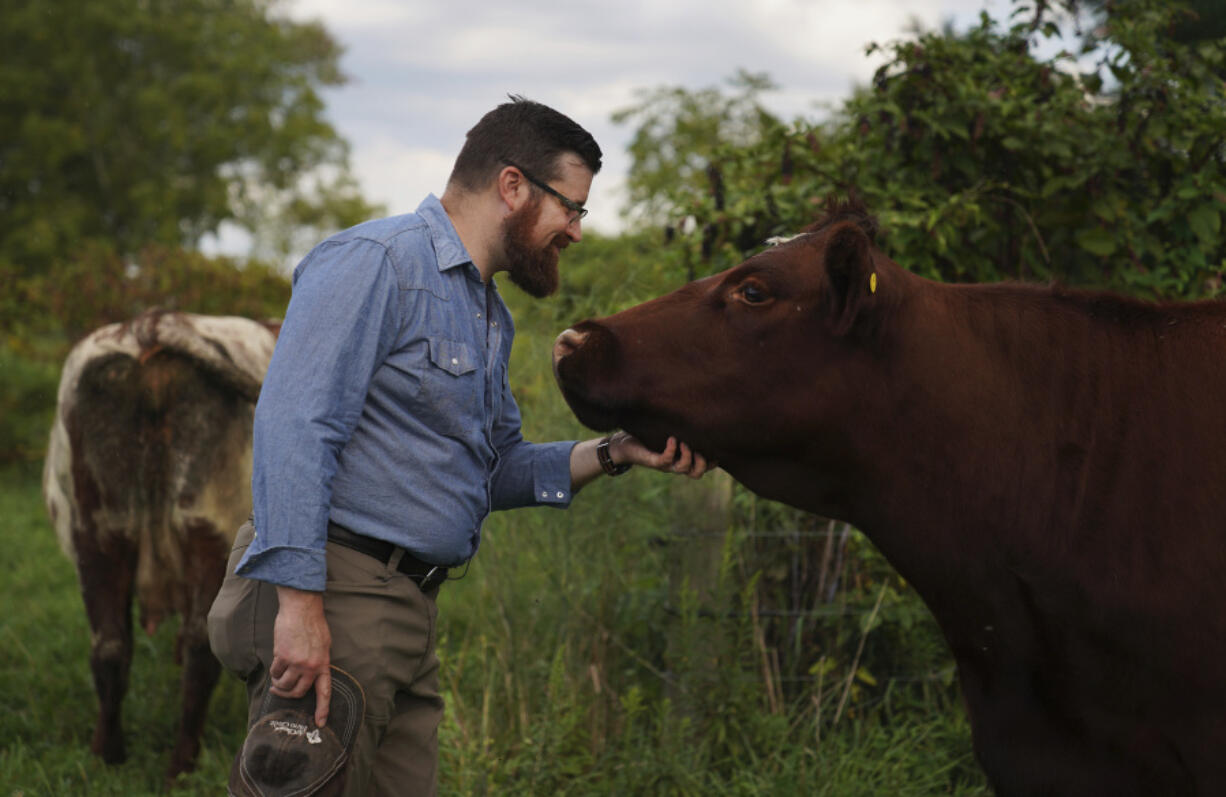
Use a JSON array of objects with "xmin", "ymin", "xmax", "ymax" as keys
[{"xmin": 655, "ymin": 517, "xmax": 952, "ymax": 695}]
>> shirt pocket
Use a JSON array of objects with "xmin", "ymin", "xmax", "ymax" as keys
[{"xmin": 419, "ymin": 336, "xmax": 481, "ymax": 438}]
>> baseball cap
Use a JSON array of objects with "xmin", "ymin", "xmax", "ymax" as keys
[{"xmin": 229, "ymin": 666, "xmax": 365, "ymax": 796}]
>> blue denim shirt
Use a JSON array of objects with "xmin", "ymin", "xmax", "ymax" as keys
[{"xmin": 237, "ymin": 195, "xmax": 576, "ymax": 591}]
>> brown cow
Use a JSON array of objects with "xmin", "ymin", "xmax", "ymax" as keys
[
  {"xmin": 43, "ymin": 309, "xmax": 277, "ymax": 781},
  {"xmin": 552, "ymin": 199, "xmax": 1226, "ymax": 796}
]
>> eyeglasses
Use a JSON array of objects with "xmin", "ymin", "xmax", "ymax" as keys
[{"xmin": 503, "ymin": 160, "xmax": 588, "ymax": 221}]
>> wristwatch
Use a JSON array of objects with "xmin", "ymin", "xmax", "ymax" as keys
[{"xmin": 596, "ymin": 435, "xmax": 632, "ymax": 476}]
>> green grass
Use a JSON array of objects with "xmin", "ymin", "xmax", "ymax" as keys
[
  {"xmin": 2, "ymin": 267, "xmax": 990, "ymax": 794},
  {"xmin": 0, "ymin": 457, "xmax": 989, "ymax": 796},
  {"xmin": 0, "ymin": 464, "xmax": 249, "ymax": 796}
]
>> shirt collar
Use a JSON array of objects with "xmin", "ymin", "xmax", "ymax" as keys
[{"xmin": 416, "ymin": 194, "xmax": 475, "ymax": 273}]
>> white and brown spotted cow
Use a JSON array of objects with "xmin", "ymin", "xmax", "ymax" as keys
[{"xmin": 43, "ymin": 309, "xmax": 277, "ymax": 781}]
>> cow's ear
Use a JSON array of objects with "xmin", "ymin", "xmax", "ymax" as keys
[{"xmin": 820, "ymin": 221, "xmax": 876, "ymax": 336}]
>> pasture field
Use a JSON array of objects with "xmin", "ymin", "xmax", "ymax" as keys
[
  {"xmin": 2, "ymin": 259, "xmax": 989, "ymax": 795},
  {"xmin": 0, "ymin": 458, "xmax": 989, "ymax": 794},
  {"xmin": 0, "ymin": 463, "xmax": 248, "ymax": 796}
]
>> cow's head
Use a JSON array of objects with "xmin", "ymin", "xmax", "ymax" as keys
[{"xmin": 553, "ymin": 200, "xmax": 910, "ymax": 512}]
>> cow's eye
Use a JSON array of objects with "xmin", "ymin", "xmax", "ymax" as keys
[{"xmin": 740, "ymin": 283, "xmax": 770, "ymax": 304}]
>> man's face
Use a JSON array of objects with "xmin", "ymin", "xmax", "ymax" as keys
[{"xmin": 502, "ymin": 154, "xmax": 593, "ymax": 298}]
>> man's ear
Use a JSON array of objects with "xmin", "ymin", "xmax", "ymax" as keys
[
  {"xmin": 497, "ymin": 165, "xmax": 530, "ymax": 211},
  {"xmin": 820, "ymin": 221, "xmax": 877, "ymax": 336}
]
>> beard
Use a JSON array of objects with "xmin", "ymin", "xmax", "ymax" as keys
[{"xmin": 501, "ymin": 199, "xmax": 567, "ymax": 298}]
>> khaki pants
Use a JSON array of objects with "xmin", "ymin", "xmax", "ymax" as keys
[{"xmin": 208, "ymin": 520, "xmax": 444, "ymax": 796}]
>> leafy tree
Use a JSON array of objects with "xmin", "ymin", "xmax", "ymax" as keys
[
  {"xmin": 613, "ymin": 70, "xmax": 782, "ymax": 229},
  {"xmin": 1071, "ymin": 0, "xmax": 1226, "ymax": 43},
  {"xmin": 0, "ymin": 0, "xmax": 379, "ymax": 274},
  {"xmin": 1170, "ymin": 0, "xmax": 1226, "ymax": 43},
  {"xmin": 626, "ymin": 0, "xmax": 1226, "ymax": 299},
  {"xmin": 6, "ymin": 244, "xmax": 291, "ymax": 344}
]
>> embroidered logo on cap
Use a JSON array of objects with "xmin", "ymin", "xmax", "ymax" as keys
[{"xmin": 269, "ymin": 720, "xmax": 324, "ymax": 744}]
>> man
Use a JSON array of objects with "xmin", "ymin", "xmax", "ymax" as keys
[{"xmin": 208, "ymin": 96, "xmax": 709, "ymax": 796}]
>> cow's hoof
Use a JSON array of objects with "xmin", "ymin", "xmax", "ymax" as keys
[
  {"xmin": 163, "ymin": 769, "xmax": 191, "ymax": 792},
  {"xmin": 166, "ymin": 741, "xmax": 200, "ymax": 783}
]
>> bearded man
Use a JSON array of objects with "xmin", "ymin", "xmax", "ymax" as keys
[{"xmin": 208, "ymin": 97, "xmax": 709, "ymax": 796}]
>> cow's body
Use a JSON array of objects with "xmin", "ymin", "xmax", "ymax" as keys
[
  {"xmin": 552, "ymin": 201, "xmax": 1226, "ymax": 795},
  {"xmin": 43, "ymin": 309, "xmax": 276, "ymax": 780}
]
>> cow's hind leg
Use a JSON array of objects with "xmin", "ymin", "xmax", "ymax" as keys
[
  {"xmin": 165, "ymin": 520, "xmax": 230, "ymax": 781},
  {"xmin": 67, "ymin": 352, "xmax": 146, "ymax": 765},
  {"xmin": 166, "ymin": 626, "xmax": 222, "ymax": 781},
  {"xmin": 75, "ymin": 529, "xmax": 139, "ymax": 764}
]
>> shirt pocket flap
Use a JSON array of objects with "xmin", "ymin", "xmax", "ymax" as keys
[{"xmin": 428, "ymin": 337, "xmax": 478, "ymax": 376}]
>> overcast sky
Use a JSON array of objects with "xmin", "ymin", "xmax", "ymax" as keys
[{"xmin": 210, "ymin": 0, "xmax": 1013, "ymax": 254}]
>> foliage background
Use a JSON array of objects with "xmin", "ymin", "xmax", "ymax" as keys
[
  {"xmin": 630, "ymin": 0, "xmax": 1226, "ymax": 298},
  {"xmin": 3, "ymin": 0, "xmax": 1225, "ymax": 794}
]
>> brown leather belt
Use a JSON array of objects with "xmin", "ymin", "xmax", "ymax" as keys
[{"xmin": 326, "ymin": 522, "xmax": 448, "ymax": 592}]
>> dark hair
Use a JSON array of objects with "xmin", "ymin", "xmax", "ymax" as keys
[{"xmin": 447, "ymin": 95, "xmax": 602, "ymax": 193}]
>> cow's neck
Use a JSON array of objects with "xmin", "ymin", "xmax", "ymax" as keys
[
  {"xmin": 811, "ymin": 280, "xmax": 1171, "ymax": 598},
  {"xmin": 829, "ymin": 278, "xmax": 1223, "ymax": 611}
]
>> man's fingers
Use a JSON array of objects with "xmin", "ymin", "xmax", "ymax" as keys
[
  {"xmin": 674, "ymin": 445, "xmax": 712, "ymax": 478},
  {"xmin": 645, "ymin": 436, "xmax": 678, "ymax": 469},
  {"xmin": 656, "ymin": 436, "xmax": 678, "ymax": 464},
  {"xmin": 270, "ymin": 669, "xmax": 309, "ymax": 698},
  {"xmin": 269, "ymin": 655, "xmax": 318, "ymax": 699},
  {"xmin": 267, "ymin": 662, "xmax": 331, "ymax": 726},
  {"xmin": 672, "ymin": 443, "xmax": 694, "ymax": 472},
  {"xmin": 269, "ymin": 676, "xmax": 296, "ymax": 697},
  {"xmin": 314, "ymin": 670, "xmax": 332, "ymax": 728},
  {"xmin": 616, "ymin": 433, "xmax": 710, "ymax": 478},
  {"xmin": 269, "ymin": 655, "xmax": 296, "ymax": 694}
]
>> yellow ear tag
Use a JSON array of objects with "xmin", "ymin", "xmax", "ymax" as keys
[{"xmin": 870, "ymin": 273, "xmax": 878, "ymax": 294}]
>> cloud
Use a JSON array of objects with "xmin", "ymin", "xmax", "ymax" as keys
[
  {"xmin": 289, "ymin": 0, "xmax": 427, "ymax": 27},
  {"xmin": 350, "ymin": 142, "xmax": 457, "ymax": 215},
  {"xmin": 268, "ymin": 0, "xmax": 1008, "ymax": 249}
]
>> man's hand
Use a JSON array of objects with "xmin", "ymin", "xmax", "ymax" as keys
[
  {"xmin": 271, "ymin": 586, "xmax": 332, "ymax": 727},
  {"xmin": 569, "ymin": 431, "xmax": 713, "ymax": 491},
  {"xmin": 610, "ymin": 431, "xmax": 712, "ymax": 478}
]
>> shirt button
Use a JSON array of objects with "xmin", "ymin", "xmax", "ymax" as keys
[
  {"xmin": 451, "ymin": 357, "xmax": 459, "ymax": 365},
  {"xmin": 556, "ymin": 491, "xmax": 565, "ymax": 499},
  {"xmin": 491, "ymin": 321, "xmax": 498, "ymax": 327},
  {"xmin": 541, "ymin": 491, "xmax": 548, "ymax": 498}
]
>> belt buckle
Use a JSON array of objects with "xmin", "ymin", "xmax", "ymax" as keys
[{"xmin": 418, "ymin": 565, "xmax": 444, "ymax": 592}]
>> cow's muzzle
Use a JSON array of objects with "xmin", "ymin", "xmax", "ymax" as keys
[
  {"xmin": 551, "ymin": 323, "xmax": 625, "ymax": 432},
  {"xmin": 551, "ymin": 327, "xmax": 589, "ymax": 372}
]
